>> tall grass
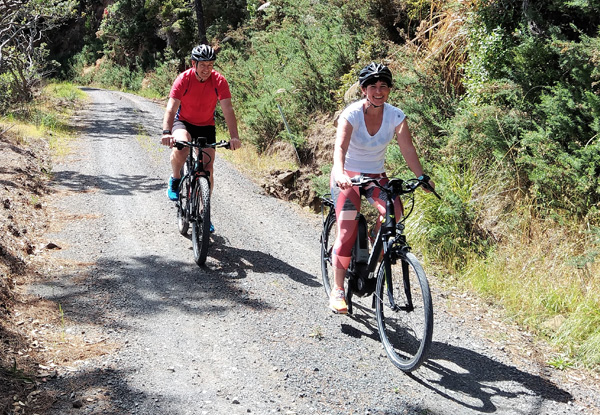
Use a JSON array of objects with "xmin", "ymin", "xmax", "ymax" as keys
[
  {"xmin": 0, "ymin": 82, "xmax": 84, "ymax": 156},
  {"xmin": 405, "ymin": 162, "xmax": 493, "ymax": 269},
  {"xmin": 459, "ymin": 212, "xmax": 600, "ymax": 367}
]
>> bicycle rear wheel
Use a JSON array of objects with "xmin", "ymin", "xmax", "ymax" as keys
[
  {"xmin": 192, "ymin": 176, "xmax": 211, "ymax": 265},
  {"xmin": 320, "ymin": 210, "xmax": 337, "ymax": 297},
  {"xmin": 375, "ymin": 251, "xmax": 433, "ymax": 372},
  {"xmin": 177, "ymin": 165, "xmax": 190, "ymax": 235}
]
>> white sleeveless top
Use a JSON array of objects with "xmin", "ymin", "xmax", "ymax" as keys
[{"xmin": 340, "ymin": 100, "xmax": 406, "ymax": 173}]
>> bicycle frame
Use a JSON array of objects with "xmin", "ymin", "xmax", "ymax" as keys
[
  {"xmin": 173, "ymin": 137, "xmax": 230, "ymax": 265},
  {"xmin": 324, "ymin": 175, "xmax": 439, "ymax": 313},
  {"xmin": 177, "ymin": 137, "xmax": 213, "ymax": 191},
  {"xmin": 343, "ymin": 193, "xmax": 405, "ymax": 313},
  {"xmin": 175, "ymin": 138, "xmax": 229, "ymax": 210}
]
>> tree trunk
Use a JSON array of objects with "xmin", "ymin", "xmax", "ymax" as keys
[{"xmin": 194, "ymin": 0, "xmax": 208, "ymax": 44}]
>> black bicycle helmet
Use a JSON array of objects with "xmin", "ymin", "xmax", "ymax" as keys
[
  {"xmin": 191, "ymin": 44, "xmax": 216, "ymax": 61},
  {"xmin": 358, "ymin": 62, "xmax": 393, "ymax": 87}
]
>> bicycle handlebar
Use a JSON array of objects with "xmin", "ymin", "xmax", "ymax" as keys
[
  {"xmin": 350, "ymin": 174, "xmax": 441, "ymax": 200},
  {"xmin": 173, "ymin": 139, "xmax": 231, "ymax": 151}
]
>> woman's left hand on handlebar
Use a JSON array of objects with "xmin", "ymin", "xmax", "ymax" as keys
[
  {"xmin": 424, "ymin": 178, "xmax": 435, "ymax": 192},
  {"xmin": 418, "ymin": 177, "xmax": 436, "ymax": 195}
]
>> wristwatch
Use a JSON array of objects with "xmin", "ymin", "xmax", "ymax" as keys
[{"xmin": 162, "ymin": 129, "xmax": 171, "ymax": 135}]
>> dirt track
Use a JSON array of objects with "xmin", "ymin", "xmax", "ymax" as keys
[{"xmin": 27, "ymin": 88, "xmax": 600, "ymax": 414}]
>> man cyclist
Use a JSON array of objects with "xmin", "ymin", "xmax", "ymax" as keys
[
  {"xmin": 161, "ymin": 44, "xmax": 241, "ymax": 232},
  {"xmin": 329, "ymin": 62, "xmax": 434, "ymax": 314}
]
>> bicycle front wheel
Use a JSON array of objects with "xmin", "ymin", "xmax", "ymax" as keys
[
  {"xmin": 375, "ymin": 251, "xmax": 433, "ymax": 372},
  {"xmin": 320, "ymin": 210, "xmax": 337, "ymax": 297},
  {"xmin": 192, "ymin": 176, "xmax": 211, "ymax": 266},
  {"xmin": 177, "ymin": 165, "xmax": 190, "ymax": 235}
]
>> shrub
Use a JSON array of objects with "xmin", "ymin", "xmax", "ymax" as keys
[
  {"xmin": 0, "ymin": 73, "xmax": 13, "ymax": 115},
  {"xmin": 405, "ymin": 162, "xmax": 493, "ymax": 270},
  {"xmin": 218, "ymin": 0, "xmax": 371, "ymax": 153},
  {"xmin": 142, "ymin": 60, "xmax": 180, "ymax": 98},
  {"xmin": 94, "ymin": 59, "xmax": 144, "ymax": 91}
]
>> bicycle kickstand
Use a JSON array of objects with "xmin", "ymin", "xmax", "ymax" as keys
[{"xmin": 347, "ymin": 288, "xmax": 354, "ymax": 315}]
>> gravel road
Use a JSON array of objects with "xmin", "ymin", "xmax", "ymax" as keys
[{"xmin": 29, "ymin": 88, "xmax": 599, "ymax": 414}]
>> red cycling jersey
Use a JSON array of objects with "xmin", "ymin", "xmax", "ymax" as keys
[{"xmin": 169, "ymin": 68, "xmax": 232, "ymax": 126}]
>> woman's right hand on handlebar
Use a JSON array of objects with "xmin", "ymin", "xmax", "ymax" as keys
[{"xmin": 334, "ymin": 170, "xmax": 353, "ymax": 190}]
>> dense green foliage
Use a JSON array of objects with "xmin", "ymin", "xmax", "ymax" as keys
[
  {"xmin": 460, "ymin": 0, "xmax": 600, "ymax": 217},
  {"xmin": 219, "ymin": 0, "xmax": 378, "ymax": 154},
  {"xmin": 0, "ymin": 0, "xmax": 77, "ymax": 113}
]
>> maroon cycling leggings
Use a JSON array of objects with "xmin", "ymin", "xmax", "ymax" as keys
[{"xmin": 330, "ymin": 171, "xmax": 403, "ymax": 270}]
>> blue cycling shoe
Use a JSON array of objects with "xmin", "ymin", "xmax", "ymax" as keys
[
  {"xmin": 209, "ymin": 222, "xmax": 215, "ymax": 233},
  {"xmin": 167, "ymin": 176, "xmax": 180, "ymax": 201}
]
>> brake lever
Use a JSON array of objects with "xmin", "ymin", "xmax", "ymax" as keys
[
  {"xmin": 420, "ymin": 180, "xmax": 442, "ymax": 199},
  {"xmin": 350, "ymin": 174, "xmax": 364, "ymax": 185}
]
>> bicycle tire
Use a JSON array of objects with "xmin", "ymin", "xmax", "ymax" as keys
[
  {"xmin": 192, "ymin": 176, "xmax": 211, "ymax": 265},
  {"xmin": 375, "ymin": 251, "xmax": 433, "ymax": 372},
  {"xmin": 177, "ymin": 165, "xmax": 190, "ymax": 235},
  {"xmin": 320, "ymin": 210, "xmax": 337, "ymax": 298}
]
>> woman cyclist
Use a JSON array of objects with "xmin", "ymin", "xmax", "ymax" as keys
[{"xmin": 329, "ymin": 62, "xmax": 434, "ymax": 314}]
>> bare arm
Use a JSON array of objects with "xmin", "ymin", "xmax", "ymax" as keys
[
  {"xmin": 332, "ymin": 117, "xmax": 353, "ymax": 189},
  {"xmin": 219, "ymin": 98, "xmax": 241, "ymax": 150},
  {"xmin": 162, "ymin": 97, "xmax": 180, "ymax": 132},
  {"xmin": 161, "ymin": 97, "xmax": 180, "ymax": 147},
  {"xmin": 395, "ymin": 119, "xmax": 434, "ymax": 188}
]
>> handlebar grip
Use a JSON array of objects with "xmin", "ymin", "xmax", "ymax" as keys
[
  {"xmin": 350, "ymin": 175, "xmax": 363, "ymax": 184},
  {"xmin": 418, "ymin": 175, "xmax": 442, "ymax": 199}
]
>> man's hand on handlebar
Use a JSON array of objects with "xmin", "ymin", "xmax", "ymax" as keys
[
  {"xmin": 161, "ymin": 132, "xmax": 175, "ymax": 148},
  {"xmin": 160, "ymin": 134, "xmax": 241, "ymax": 150},
  {"xmin": 229, "ymin": 137, "xmax": 241, "ymax": 151}
]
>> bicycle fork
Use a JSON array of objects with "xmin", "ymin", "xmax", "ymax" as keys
[{"xmin": 380, "ymin": 234, "xmax": 415, "ymax": 313}]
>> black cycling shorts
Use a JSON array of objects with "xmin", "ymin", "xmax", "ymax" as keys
[{"xmin": 173, "ymin": 120, "xmax": 216, "ymax": 145}]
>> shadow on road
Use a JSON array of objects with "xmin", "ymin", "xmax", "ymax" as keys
[
  {"xmin": 51, "ymin": 170, "xmax": 164, "ymax": 196},
  {"xmin": 208, "ymin": 233, "xmax": 321, "ymax": 288},
  {"xmin": 332, "ymin": 302, "xmax": 573, "ymax": 413},
  {"xmin": 407, "ymin": 342, "xmax": 573, "ymax": 413},
  {"xmin": 31, "ymin": 245, "xmax": 317, "ymax": 412},
  {"xmin": 77, "ymin": 87, "xmax": 159, "ymax": 139}
]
